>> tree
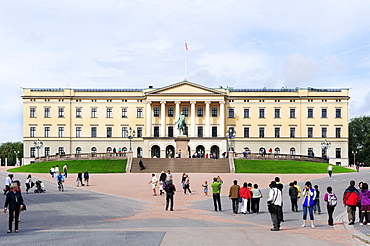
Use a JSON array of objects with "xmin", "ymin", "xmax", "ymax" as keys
[
  {"xmin": 348, "ymin": 116, "xmax": 370, "ymax": 165},
  {"xmin": 363, "ymin": 134, "xmax": 370, "ymax": 165},
  {"xmin": 0, "ymin": 142, "xmax": 23, "ymax": 166}
]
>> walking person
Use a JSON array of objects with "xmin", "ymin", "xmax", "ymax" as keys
[
  {"xmin": 359, "ymin": 182, "xmax": 370, "ymax": 225},
  {"xmin": 50, "ymin": 166, "xmax": 55, "ymax": 178},
  {"xmin": 63, "ymin": 164, "xmax": 68, "ymax": 178},
  {"xmin": 289, "ymin": 182, "xmax": 298, "ymax": 212},
  {"xmin": 251, "ymin": 183, "xmax": 262, "ymax": 214},
  {"xmin": 313, "ymin": 185, "xmax": 321, "ymax": 214},
  {"xmin": 301, "ymin": 181, "xmax": 316, "ymax": 228},
  {"xmin": 343, "ymin": 180, "xmax": 360, "ymax": 225},
  {"xmin": 4, "ymin": 183, "xmax": 24, "ymax": 233},
  {"xmin": 159, "ymin": 171, "xmax": 167, "ymax": 186},
  {"xmin": 55, "ymin": 165, "xmax": 59, "ymax": 175},
  {"xmin": 267, "ymin": 181, "xmax": 282, "ymax": 231},
  {"xmin": 183, "ymin": 175, "xmax": 192, "ymax": 195},
  {"xmin": 229, "ymin": 180, "xmax": 240, "ymax": 214},
  {"xmin": 246, "ymin": 183, "xmax": 253, "ymax": 214},
  {"xmin": 212, "ymin": 177, "xmax": 222, "ymax": 212},
  {"xmin": 356, "ymin": 162, "xmax": 360, "ymax": 173},
  {"xmin": 275, "ymin": 177, "xmax": 284, "ymax": 222},
  {"xmin": 4, "ymin": 174, "xmax": 14, "ymax": 195},
  {"xmin": 76, "ymin": 172, "xmax": 84, "ymax": 187},
  {"xmin": 324, "ymin": 186, "xmax": 337, "ymax": 226},
  {"xmin": 165, "ymin": 180, "xmax": 176, "ymax": 211},
  {"xmin": 328, "ymin": 164, "xmax": 333, "ymax": 177},
  {"xmin": 25, "ymin": 174, "xmax": 34, "ymax": 194},
  {"xmin": 202, "ymin": 181, "xmax": 208, "ymax": 196},
  {"xmin": 148, "ymin": 174, "xmax": 158, "ymax": 196},
  {"xmin": 84, "ymin": 170, "xmax": 90, "ymax": 186},
  {"xmin": 181, "ymin": 173, "xmax": 187, "ymax": 194},
  {"xmin": 240, "ymin": 182, "xmax": 252, "ymax": 214}
]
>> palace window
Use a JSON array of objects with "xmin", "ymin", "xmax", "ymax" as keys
[
  {"xmin": 122, "ymin": 127, "xmax": 128, "ymax": 137},
  {"xmin": 336, "ymin": 148, "xmax": 341, "ymax": 158},
  {"xmin": 30, "ymin": 127, "xmax": 36, "ymax": 138},
  {"xmin": 290, "ymin": 127, "xmax": 296, "ymax": 138},
  {"xmin": 153, "ymin": 107, "xmax": 160, "ymax": 117},
  {"xmin": 137, "ymin": 127, "xmax": 143, "ymax": 137},
  {"xmin": 243, "ymin": 127, "xmax": 250, "ymax": 138},
  {"xmin": 228, "ymin": 108, "xmax": 234, "ymax": 118},
  {"xmin": 107, "ymin": 127, "xmax": 112, "ymax": 138},
  {"xmin": 259, "ymin": 127, "xmax": 265, "ymax": 138},
  {"xmin": 153, "ymin": 126, "xmax": 159, "ymax": 137},
  {"xmin": 212, "ymin": 107, "xmax": 218, "ymax": 117},
  {"xmin": 182, "ymin": 107, "xmax": 189, "ymax": 117},
  {"xmin": 121, "ymin": 108, "xmax": 128, "ymax": 118},
  {"xmin": 58, "ymin": 127, "xmax": 64, "ymax": 138},
  {"xmin": 168, "ymin": 107, "xmax": 174, "ymax": 117},
  {"xmin": 307, "ymin": 127, "xmax": 313, "ymax": 138},
  {"xmin": 91, "ymin": 127, "xmax": 97, "ymax": 138},
  {"xmin": 290, "ymin": 108, "xmax": 296, "ymax": 118},
  {"xmin": 307, "ymin": 108, "xmax": 314, "ymax": 118},
  {"xmin": 336, "ymin": 127, "xmax": 341, "ymax": 138},
  {"xmin": 274, "ymin": 108, "xmax": 280, "ymax": 118},
  {"xmin": 44, "ymin": 127, "xmax": 50, "ymax": 138},
  {"xmin": 30, "ymin": 107, "xmax": 36, "ymax": 118},
  {"xmin": 198, "ymin": 107, "xmax": 204, "ymax": 117},
  {"xmin": 197, "ymin": 126, "xmax": 203, "ymax": 137},
  {"xmin": 336, "ymin": 108, "xmax": 342, "ymax": 118},
  {"xmin": 259, "ymin": 108, "xmax": 265, "ymax": 118},
  {"xmin": 30, "ymin": 147, "xmax": 35, "ymax": 158},
  {"xmin": 106, "ymin": 108, "xmax": 113, "ymax": 118},
  {"xmin": 91, "ymin": 108, "xmax": 98, "ymax": 118},
  {"xmin": 44, "ymin": 107, "xmax": 50, "ymax": 118},
  {"xmin": 76, "ymin": 127, "xmax": 82, "ymax": 137},
  {"xmin": 136, "ymin": 108, "xmax": 143, "ymax": 118},
  {"xmin": 76, "ymin": 108, "xmax": 82, "ymax": 118},
  {"xmin": 212, "ymin": 126, "xmax": 217, "ymax": 137},
  {"xmin": 44, "ymin": 147, "xmax": 50, "ymax": 156},
  {"xmin": 322, "ymin": 127, "xmax": 327, "ymax": 138},
  {"xmin": 321, "ymin": 108, "xmax": 327, "ymax": 118},
  {"xmin": 275, "ymin": 127, "xmax": 280, "ymax": 138},
  {"xmin": 243, "ymin": 108, "xmax": 250, "ymax": 118},
  {"xmin": 168, "ymin": 126, "xmax": 174, "ymax": 137},
  {"xmin": 58, "ymin": 107, "xmax": 64, "ymax": 118}
]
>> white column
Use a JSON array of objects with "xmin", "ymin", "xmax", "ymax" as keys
[
  {"xmin": 146, "ymin": 101, "xmax": 152, "ymax": 137},
  {"xmin": 190, "ymin": 101, "xmax": 196, "ymax": 137},
  {"xmin": 205, "ymin": 101, "xmax": 210, "ymax": 137},
  {"xmin": 219, "ymin": 101, "xmax": 225, "ymax": 137},
  {"xmin": 160, "ymin": 101, "xmax": 166, "ymax": 137},
  {"xmin": 175, "ymin": 101, "xmax": 181, "ymax": 136},
  {"xmin": 5, "ymin": 158, "xmax": 7, "ymax": 167}
]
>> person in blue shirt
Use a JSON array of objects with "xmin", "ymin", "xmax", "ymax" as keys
[{"xmin": 56, "ymin": 172, "xmax": 65, "ymax": 191}]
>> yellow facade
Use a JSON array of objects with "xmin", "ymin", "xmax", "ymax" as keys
[{"xmin": 23, "ymin": 81, "xmax": 349, "ymax": 165}]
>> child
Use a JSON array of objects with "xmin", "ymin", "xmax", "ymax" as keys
[
  {"xmin": 324, "ymin": 186, "xmax": 337, "ymax": 226},
  {"xmin": 202, "ymin": 181, "xmax": 208, "ymax": 196},
  {"xmin": 313, "ymin": 185, "xmax": 321, "ymax": 214},
  {"xmin": 159, "ymin": 182, "xmax": 164, "ymax": 195}
]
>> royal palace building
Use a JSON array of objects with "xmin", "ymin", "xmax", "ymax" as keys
[{"xmin": 22, "ymin": 80, "xmax": 349, "ymax": 165}]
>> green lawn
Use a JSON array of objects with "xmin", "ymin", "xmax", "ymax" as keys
[
  {"xmin": 8, "ymin": 159, "xmax": 127, "ymax": 173},
  {"xmin": 234, "ymin": 159, "xmax": 355, "ymax": 174}
]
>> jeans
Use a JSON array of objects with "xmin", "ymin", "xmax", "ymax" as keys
[
  {"xmin": 270, "ymin": 206, "xmax": 281, "ymax": 230},
  {"xmin": 251, "ymin": 198, "xmax": 260, "ymax": 213},
  {"xmin": 347, "ymin": 205, "xmax": 356, "ymax": 223},
  {"xmin": 247, "ymin": 198, "xmax": 251, "ymax": 212},
  {"xmin": 290, "ymin": 196, "xmax": 298, "ymax": 211},
  {"xmin": 313, "ymin": 199, "xmax": 321, "ymax": 213},
  {"xmin": 327, "ymin": 205, "xmax": 335, "ymax": 225},
  {"xmin": 184, "ymin": 184, "xmax": 191, "ymax": 194},
  {"xmin": 166, "ymin": 192, "xmax": 174, "ymax": 210},
  {"xmin": 303, "ymin": 206, "xmax": 314, "ymax": 220},
  {"xmin": 213, "ymin": 193, "xmax": 222, "ymax": 211},
  {"xmin": 8, "ymin": 208, "xmax": 20, "ymax": 231},
  {"xmin": 231, "ymin": 198, "xmax": 239, "ymax": 213}
]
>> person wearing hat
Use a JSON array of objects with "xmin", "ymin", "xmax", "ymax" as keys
[{"xmin": 4, "ymin": 183, "xmax": 24, "ymax": 233}]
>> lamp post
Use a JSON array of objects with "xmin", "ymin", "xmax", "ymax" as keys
[
  {"xmin": 33, "ymin": 139, "xmax": 43, "ymax": 159},
  {"xmin": 125, "ymin": 127, "xmax": 136, "ymax": 151},
  {"xmin": 352, "ymin": 150, "xmax": 357, "ymax": 167},
  {"xmin": 226, "ymin": 128, "xmax": 236, "ymax": 152},
  {"xmin": 14, "ymin": 151, "xmax": 19, "ymax": 166},
  {"xmin": 321, "ymin": 139, "xmax": 331, "ymax": 161}
]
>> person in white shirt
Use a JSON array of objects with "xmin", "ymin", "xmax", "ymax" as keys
[
  {"xmin": 148, "ymin": 174, "xmax": 158, "ymax": 196},
  {"xmin": 3, "ymin": 174, "xmax": 14, "ymax": 195},
  {"xmin": 267, "ymin": 181, "xmax": 282, "ymax": 231},
  {"xmin": 328, "ymin": 164, "xmax": 333, "ymax": 177}
]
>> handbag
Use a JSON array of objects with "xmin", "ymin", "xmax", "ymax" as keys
[
  {"xmin": 267, "ymin": 189, "xmax": 278, "ymax": 213},
  {"xmin": 239, "ymin": 188, "xmax": 248, "ymax": 203},
  {"xmin": 21, "ymin": 203, "xmax": 27, "ymax": 211}
]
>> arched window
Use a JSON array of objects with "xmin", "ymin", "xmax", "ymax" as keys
[
  {"xmin": 290, "ymin": 147, "xmax": 296, "ymax": 155},
  {"xmin": 122, "ymin": 147, "xmax": 127, "ymax": 153},
  {"xmin": 76, "ymin": 147, "xmax": 82, "ymax": 154},
  {"xmin": 106, "ymin": 147, "xmax": 112, "ymax": 153},
  {"xmin": 274, "ymin": 147, "xmax": 280, "ymax": 154},
  {"xmin": 91, "ymin": 147, "xmax": 97, "ymax": 153}
]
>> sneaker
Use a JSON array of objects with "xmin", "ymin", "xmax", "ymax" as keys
[
  {"xmin": 301, "ymin": 224, "xmax": 306, "ymax": 228},
  {"xmin": 360, "ymin": 223, "xmax": 364, "ymax": 225},
  {"xmin": 349, "ymin": 222, "xmax": 355, "ymax": 225},
  {"xmin": 311, "ymin": 225, "xmax": 315, "ymax": 228}
]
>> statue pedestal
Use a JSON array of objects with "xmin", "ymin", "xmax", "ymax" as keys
[{"xmin": 174, "ymin": 137, "xmax": 190, "ymax": 158}]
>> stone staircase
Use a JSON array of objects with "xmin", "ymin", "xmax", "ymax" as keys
[{"xmin": 130, "ymin": 158, "xmax": 230, "ymax": 173}]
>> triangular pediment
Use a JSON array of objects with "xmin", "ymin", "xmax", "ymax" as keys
[{"xmin": 146, "ymin": 80, "xmax": 225, "ymax": 95}]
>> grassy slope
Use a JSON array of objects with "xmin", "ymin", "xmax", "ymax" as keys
[
  {"xmin": 234, "ymin": 159, "xmax": 355, "ymax": 174},
  {"xmin": 8, "ymin": 159, "xmax": 127, "ymax": 173}
]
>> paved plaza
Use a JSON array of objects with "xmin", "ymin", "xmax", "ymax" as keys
[{"xmin": 0, "ymin": 166, "xmax": 369, "ymax": 245}]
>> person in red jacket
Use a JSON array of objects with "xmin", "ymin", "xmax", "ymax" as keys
[
  {"xmin": 239, "ymin": 182, "xmax": 252, "ymax": 214},
  {"xmin": 343, "ymin": 180, "xmax": 360, "ymax": 225}
]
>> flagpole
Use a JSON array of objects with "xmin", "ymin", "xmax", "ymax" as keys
[{"xmin": 184, "ymin": 40, "xmax": 187, "ymax": 81}]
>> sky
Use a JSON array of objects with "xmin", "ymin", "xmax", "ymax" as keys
[{"xmin": 1, "ymin": 0, "xmax": 370, "ymax": 143}]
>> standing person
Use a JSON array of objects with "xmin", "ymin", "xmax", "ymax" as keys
[
  {"xmin": 84, "ymin": 170, "xmax": 90, "ymax": 186},
  {"xmin": 159, "ymin": 182, "xmax": 164, "ymax": 195},
  {"xmin": 328, "ymin": 164, "xmax": 333, "ymax": 177},
  {"xmin": 165, "ymin": 180, "xmax": 176, "ymax": 211},
  {"xmin": 50, "ymin": 166, "xmax": 55, "ymax": 178},
  {"xmin": 25, "ymin": 174, "xmax": 34, "ymax": 194},
  {"xmin": 359, "ymin": 183, "xmax": 370, "ymax": 225},
  {"xmin": 240, "ymin": 182, "xmax": 252, "ymax": 214},
  {"xmin": 181, "ymin": 173, "xmax": 187, "ymax": 194},
  {"xmin": 166, "ymin": 170, "xmax": 173, "ymax": 182},
  {"xmin": 324, "ymin": 186, "xmax": 337, "ymax": 226},
  {"xmin": 113, "ymin": 147, "xmax": 117, "ymax": 155},
  {"xmin": 289, "ymin": 182, "xmax": 299, "ymax": 212},
  {"xmin": 76, "ymin": 172, "xmax": 84, "ymax": 187},
  {"xmin": 246, "ymin": 183, "xmax": 253, "ymax": 214},
  {"xmin": 212, "ymin": 177, "xmax": 222, "ymax": 212},
  {"xmin": 148, "ymin": 174, "xmax": 158, "ymax": 196},
  {"xmin": 356, "ymin": 162, "xmax": 360, "ymax": 173},
  {"xmin": 251, "ymin": 184, "xmax": 262, "ymax": 214},
  {"xmin": 55, "ymin": 165, "xmax": 59, "ymax": 174},
  {"xmin": 202, "ymin": 181, "xmax": 208, "ymax": 196},
  {"xmin": 275, "ymin": 177, "xmax": 284, "ymax": 222},
  {"xmin": 267, "ymin": 181, "xmax": 282, "ymax": 231},
  {"xmin": 313, "ymin": 185, "xmax": 321, "ymax": 214},
  {"xmin": 294, "ymin": 180, "xmax": 302, "ymax": 202},
  {"xmin": 4, "ymin": 174, "xmax": 14, "ymax": 195},
  {"xmin": 63, "ymin": 164, "xmax": 68, "ymax": 178},
  {"xmin": 343, "ymin": 180, "xmax": 360, "ymax": 225},
  {"xmin": 301, "ymin": 181, "xmax": 316, "ymax": 228},
  {"xmin": 183, "ymin": 175, "xmax": 192, "ymax": 195},
  {"xmin": 229, "ymin": 180, "xmax": 240, "ymax": 214},
  {"xmin": 139, "ymin": 159, "xmax": 145, "ymax": 171},
  {"xmin": 4, "ymin": 183, "xmax": 24, "ymax": 233},
  {"xmin": 159, "ymin": 171, "xmax": 167, "ymax": 186}
]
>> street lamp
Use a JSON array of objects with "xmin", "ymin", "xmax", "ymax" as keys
[
  {"xmin": 125, "ymin": 127, "xmax": 136, "ymax": 151},
  {"xmin": 352, "ymin": 150, "xmax": 357, "ymax": 167},
  {"xmin": 33, "ymin": 139, "xmax": 43, "ymax": 159},
  {"xmin": 14, "ymin": 151, "xmax": 19, "ymax": 166},
  {"xmin": 321, "ymin": 139, "xmax": 331, "ymax": 161},
  {"xmin": 226, "ymin": 128, "xmax": 236, "ymax": 152}
]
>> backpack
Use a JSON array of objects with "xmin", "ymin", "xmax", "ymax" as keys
[
  {"xmin": 165, "ymin": 184, "xmax": 174, "ymax": 193},
  {"xmin": 328, "ymin": 193, "xmax": 337, "ymax": 206}
]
